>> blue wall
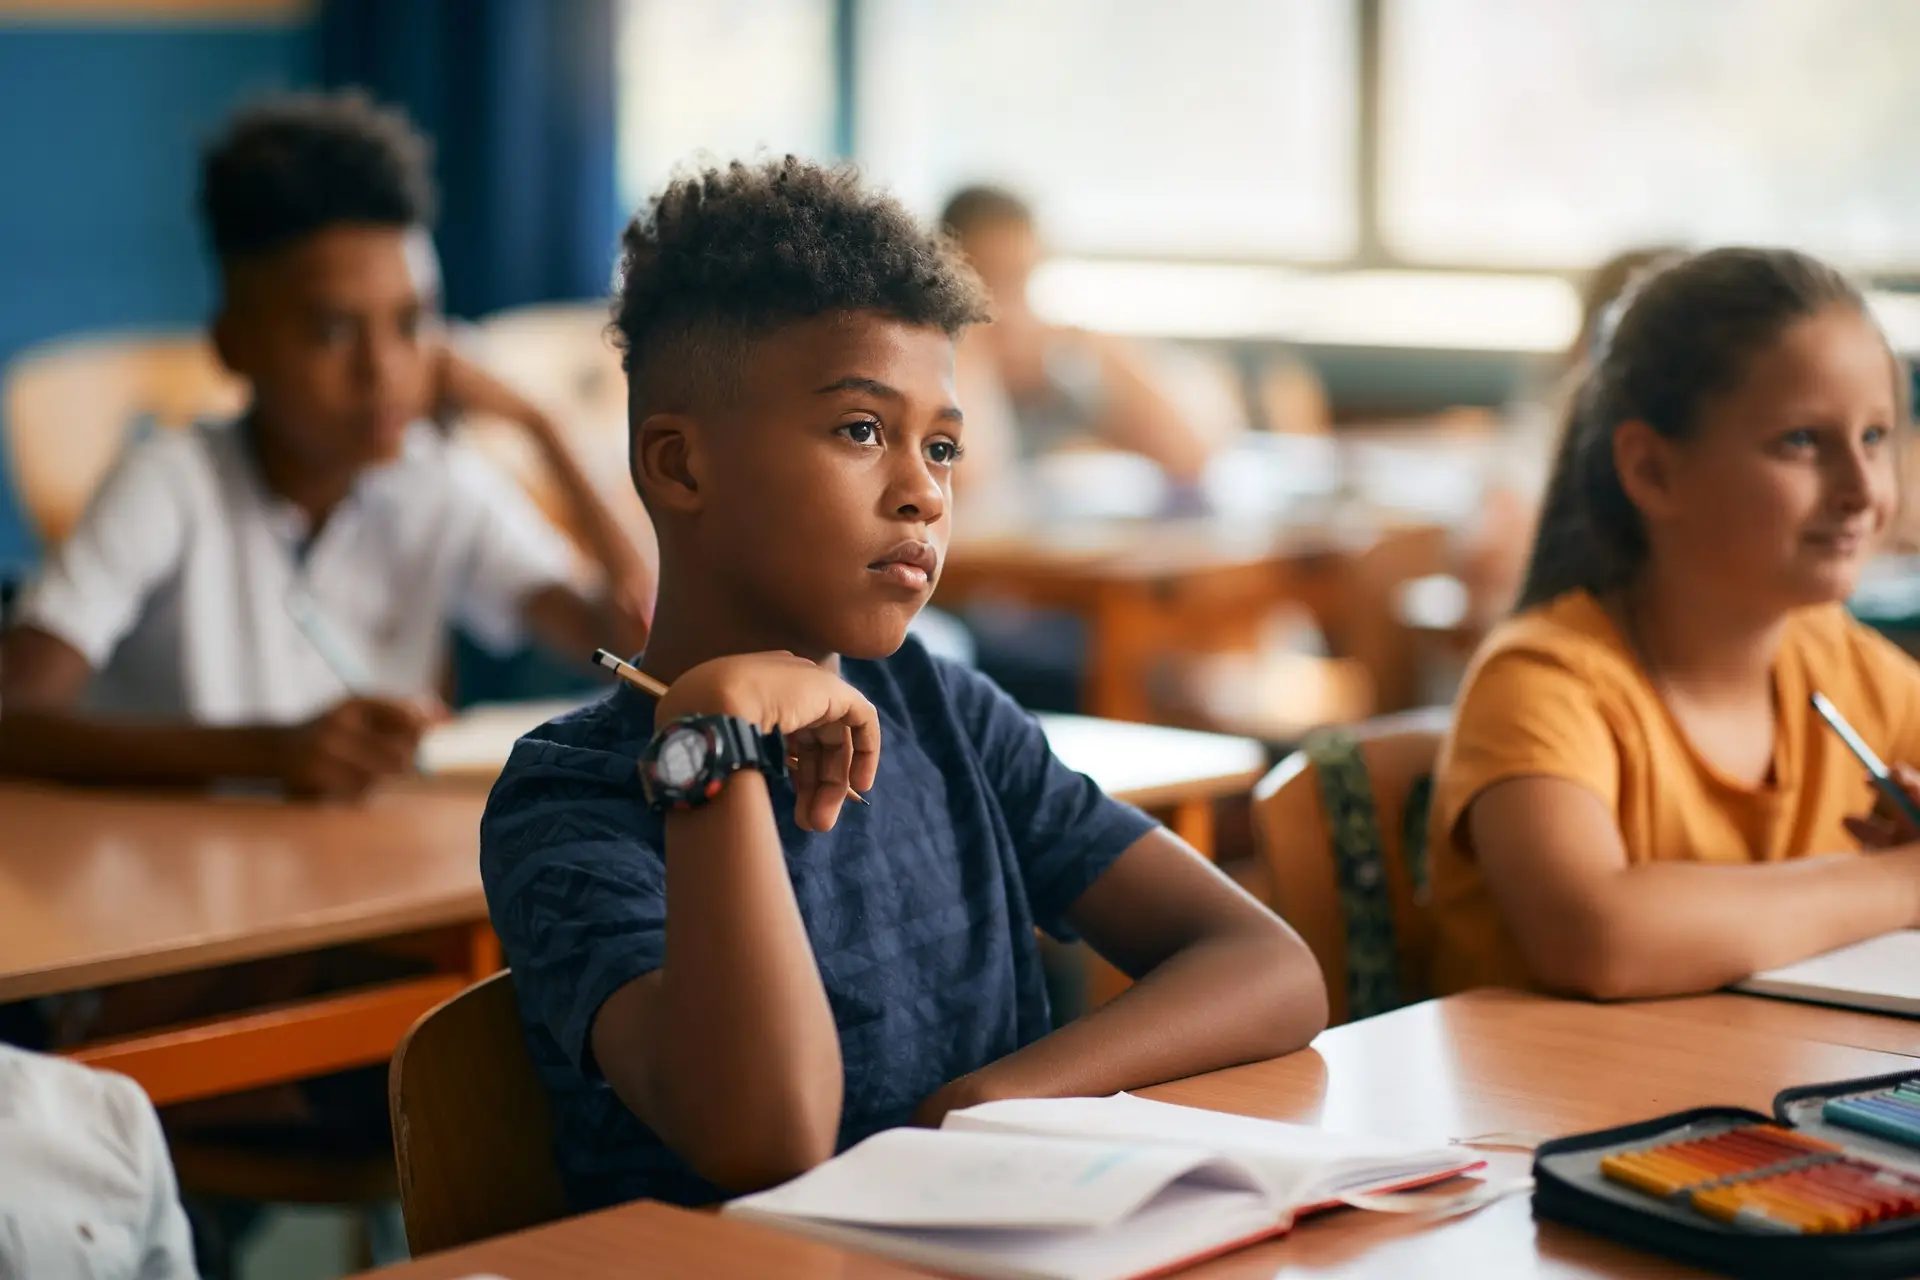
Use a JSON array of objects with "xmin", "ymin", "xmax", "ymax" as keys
[{"xmin": 0, "ymin": 18, "xmax": 315, "ymax": 569}]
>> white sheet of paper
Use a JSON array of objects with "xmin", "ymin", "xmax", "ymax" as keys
[
  {"xmin": 727, "ymin": 1127, "xmax": 1247, "ymax": 1231},
  {"xmin": 943, "ymin": 1093, "xmax": 1464, "ymax": 1204},
  {"xmin": 1736, "ymin": 929, "xmax": 1920, "ymax": 1015},
  {"xmin": 750, "ymin": 1178, "xmax": 1279, "ymax": 1280}
]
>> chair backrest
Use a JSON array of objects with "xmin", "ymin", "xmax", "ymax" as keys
[
  {"xmin": 1, "ymin": 333, "xmax": 245, "ymax": 546},
  {"xmin": 389, "ymin": 970, "xmax": 568, "ymax": 1255},
  {"xmin": 1252, "ymin": 707, "xmax": 1450, "ymax": 1026}
]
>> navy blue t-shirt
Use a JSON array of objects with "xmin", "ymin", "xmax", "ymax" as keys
[{"xmin": 479, "ymin": 637, "xmax": 1158, "ymax": 1211}]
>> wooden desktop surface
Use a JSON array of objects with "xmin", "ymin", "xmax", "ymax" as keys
[
  {"xmin": 359, "ymin": 988, "xmax": 1920, "ymax": 1279},
  {"xmin": 0, "ymin": 710, "xmax": 1259, "ymax": 1005},
  {"xmin": 938, "ymin": 524, "xmax": 1346, "ymax": 725},
  {"xmin": 1629, "ymin": 990, "xmax": 1920, "ymax": 1060},
  {"xmin": 0, "ymin": 708, "xmax": 1262, "ymax": 1102},
  {"xmin": 422, "ymin": 703, "xmax": 1265, "ymax": 805},
  {"xmin": 0, "ymin": 782, "xmax": 487, "ymax": 1003},
  {"xmin": 421, "ymin": 702, "xmax": 1265, "ymax": 857}
]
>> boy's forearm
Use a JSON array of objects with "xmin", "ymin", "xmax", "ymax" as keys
[
  {"xmin": 0, "ymin": 711, "xmax": 283, "ymax": 786},
  {"xmin": 634, "ymin": 774, "xmax": 845, "ymax": 1187},
  {"xmin": 923, "ymin": 925, "xmax": 1327, "ymax": 1122}
]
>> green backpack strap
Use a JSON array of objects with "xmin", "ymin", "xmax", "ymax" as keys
[
  {"xmin": 1304, "ymin": 729, "xmax": 1403, "ymax": 1021},
  {"xmin": 1402, "ymin": 771, "xmax": 1434, "ymax": 901}
]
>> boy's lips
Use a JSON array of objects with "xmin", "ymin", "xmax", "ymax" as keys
[{"xmin": 867, "ymin": 540, "xmax": 939, "ymax": 592}]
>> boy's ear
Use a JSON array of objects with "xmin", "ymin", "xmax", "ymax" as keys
[
  {"xmin": 633, "ymin": 412, "xmax": 706, "ymax": 515},
  {"xmin": 1613, "ymin": 417, "xmax": 1681, "ymax": 522}
]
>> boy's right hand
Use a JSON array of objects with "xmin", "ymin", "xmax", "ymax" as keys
[
  {"xmin": 658, "ymin": 653, "xmax": 881, "ymax": 833},
  {"xmin": 274, "ymin": 697, "xmax": 438, "ymax": 801}
]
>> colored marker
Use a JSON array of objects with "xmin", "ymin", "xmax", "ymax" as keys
[{"xmin": 1826, "ymin": 1096, "xmax": 1920, "ymax": 1147}]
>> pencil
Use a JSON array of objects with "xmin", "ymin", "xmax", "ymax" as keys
[{"xmin": 592, "ymin": 649, "xmax": 868, "ymax": 805}]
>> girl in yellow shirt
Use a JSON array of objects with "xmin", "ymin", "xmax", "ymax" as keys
[{"xmin": 1431, "ymin": 247, "xmax": 1920, "ymax": 999}]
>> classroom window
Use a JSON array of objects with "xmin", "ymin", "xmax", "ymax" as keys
[
  {"xmin": 1378, "ymin": 0, "xmax": 1920, "ymax": 270},
  {"xmin": 854, "ymin": 0, "xmax": 1358, "ymax": 261},
  {"xmin": 615, "ymin": 0, "xmax": 839, "ymax": 215}
]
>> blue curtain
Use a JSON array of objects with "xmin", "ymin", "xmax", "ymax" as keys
[{"xmin": 316, "ymin": 0, "xmax": 620, "ymax": 319}]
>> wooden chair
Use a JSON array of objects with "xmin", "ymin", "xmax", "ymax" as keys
[
  {"xmin": 1, "ymin": 332, "xmax": 245, "ymax": 545},
  {"xmin": 1322, "ymin": 523, "xmax": 1453, "ymax": 714},
  {"xmin": 1252, "ymin": 707, "xmax": 1450, "ymax": 1026},
  {"xmin": 389, "ymin": 970, "xmax": 568, "ymax": 1256}
]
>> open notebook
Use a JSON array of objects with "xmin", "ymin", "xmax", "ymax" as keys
[
  {"xmin": 724, "ymin": 1092, "xmax": 1482, "ymax": 1280},
  {"xmin": 1735, "ymin": 929, "xmax": 1920, "ymax": 1016}
]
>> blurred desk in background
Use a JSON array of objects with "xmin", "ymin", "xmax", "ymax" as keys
[
  {"xmin": 421, "ymin": 700, "xmax": 1264, "ymax": 859},
  {"xmin": 938, "ymin": 517, "xmax": 1441, "ymax": 728}
]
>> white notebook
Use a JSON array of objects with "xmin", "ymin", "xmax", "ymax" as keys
[
  {"xmin": 723, "ymin": 1093, "xmax": 1480, "ymax": 1280},
  {"xmin": 1735, "ymin": 929, "xmax": 1920, "ymax": 1016}
]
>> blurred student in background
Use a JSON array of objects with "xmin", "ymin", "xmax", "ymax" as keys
[
  {"xmin": 0, "ymin": 90, "xmax": 654, "ymax": 1268},
  {"xmin": 940, "ymin": 185, "xmax": 1215, "ymax": 490},
  {"xmin": 1432, "ymin": 247, "xmax": 1920, "ymax": 1001},
  {"xmin": 0, "ymin": 91, "xmax": 652, "ymax": 799}
]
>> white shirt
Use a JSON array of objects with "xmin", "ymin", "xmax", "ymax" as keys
[
  {"xmin": 0, "ymin": 1046, "xmax": 196, "ymax": 1280},
  {"xmin": 18, "ymin": 419, "xmax": 576, "ymax": 724}
]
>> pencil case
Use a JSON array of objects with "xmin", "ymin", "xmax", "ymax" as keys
[{"xmin": 1532, "ymin": 1069, "xmax": 1920, "ymax": 1278}]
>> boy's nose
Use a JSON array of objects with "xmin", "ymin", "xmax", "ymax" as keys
[{"xmin": 891, "ymin": 462, "xmax": 947, "ymax": 523}]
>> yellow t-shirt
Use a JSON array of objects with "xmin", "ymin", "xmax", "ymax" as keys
[{"xmin": 1429, "ymin": 589, "xmax": 1920, "ymax": 995}]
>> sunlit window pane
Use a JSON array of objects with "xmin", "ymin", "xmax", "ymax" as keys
[
  {"xmin": 1381, "ymin": 0, "xmax": 1920, "ymax": 268},
  {"xmin": 856, "ymin": 0, "xmax": 1358, "ymax": 260},
  {"xmin": 616, "ymin": 0, "xmax": 838, "ymax": 214}
]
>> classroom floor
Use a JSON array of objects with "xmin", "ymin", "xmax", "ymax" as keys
[
  {"xmin": 239, "ymin": 1205, "xmax": 406, "ymax": 1279},
  {"xmin": 240, "ymin": 1209, "xmax": 353, "ymax": 1279}
]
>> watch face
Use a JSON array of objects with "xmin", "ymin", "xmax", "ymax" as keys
[{"xmin": 656, "ymin": 726, "xmax": 712, "ymax": 788}]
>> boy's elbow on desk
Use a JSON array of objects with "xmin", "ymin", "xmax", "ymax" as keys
[
  {"xmin": 681, "ymin": 1106, "xmax": 842, "ymax": 1195},
  {"xmin": 1262, "ymin": 927, "xmax": 1331, "ymax": 1049}
]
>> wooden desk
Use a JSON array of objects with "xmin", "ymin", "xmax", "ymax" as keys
[
  {"xmin": 423, "ymin": 703, "xmax": 1267, "ymax": 857},
  {"xmin": 356, "ymin": 989, "xmax": 1920, "ymax": 1279},
  {"xmin": 0, "ymin": 782, "xmax": 494, "ymax": 1105},
  {"xmin": 939, "ymin": 521, "xmax": 1349, "ymax": 723},
  {"xmin": 939, "ymin": 515, "xmax": 1454, "ymax": 725},
  {"xmin": 1630, "ymin": 991, "xmax": 1920, "ymax": 1060},
  {"xmin": 1, "ymin": 710, "xmax": 1259, "ymax": 1106}
]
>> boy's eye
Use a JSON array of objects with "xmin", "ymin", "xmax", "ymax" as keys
[
  {"xmin": 926, "ymin": 439, "xmax": 964, "ymax": 466},
  {"xmin": 1779, "ymin": 428, "xmax": 1818, "ymax": 451},
  {"xmin": 838, "ymin": 420, "xmax": 881, "ymax": 446},
  {"xmin": 1863, "ymin": 424, "xmax": 1891, "ymax": 448}
]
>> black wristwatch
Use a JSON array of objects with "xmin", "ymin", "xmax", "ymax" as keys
[{"xmin": 638, "ymin": 714, "xmax": 788, "ymax": 812}]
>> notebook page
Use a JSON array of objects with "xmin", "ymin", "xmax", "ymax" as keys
[
  {"xmin": 944, "ymin": 1093, "xmax": 1467, "ymax": 1206},
  {"xmin": 725, "ymin": 1127, "xmax": 1253, "ymax": 1231},
  {"xmin": 1736, "ymin": 929, "xmax": 1920, "ymax": 1015},
  {"xmin": 735, "ymin": 1178, "xmax": 1281, "ymax": 1280}
]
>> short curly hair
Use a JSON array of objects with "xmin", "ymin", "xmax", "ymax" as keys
[
  {"xmin": 199, "ymin": 90, "xmax": 436, "ymax": 263},
  {"xmin": 612, "ymin": 157, "xmax": 989, "ymax": 419}
]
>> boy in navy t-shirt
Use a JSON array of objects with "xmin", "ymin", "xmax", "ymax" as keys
[{"xmin": 480, "ymin": 158, "xmax": 1328, "ymax": 1211}]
